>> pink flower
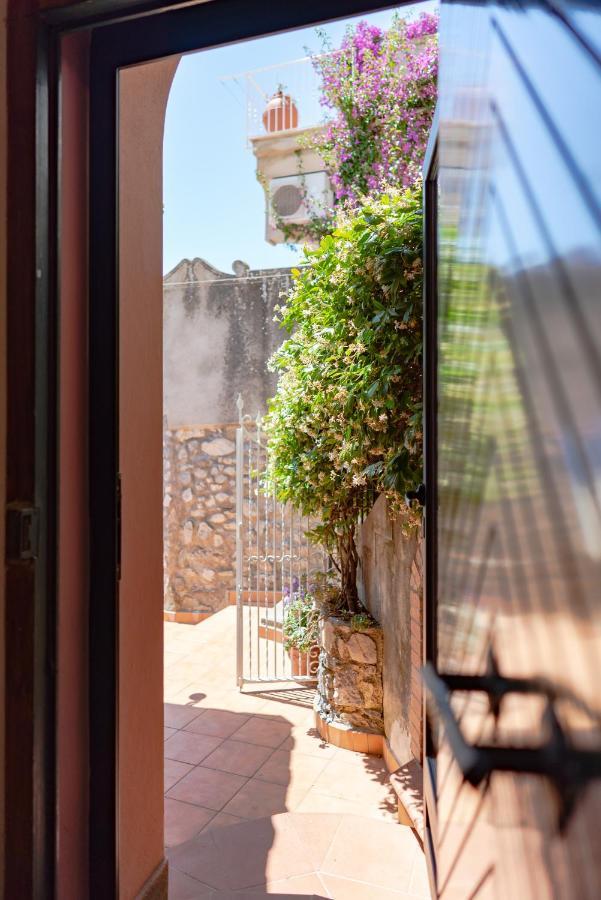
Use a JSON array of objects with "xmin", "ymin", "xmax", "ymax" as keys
[{"xmin": 311, "ymin": 12, "xmax": 438, "ymax": 206}]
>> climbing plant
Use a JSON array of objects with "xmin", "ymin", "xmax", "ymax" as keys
[
  {"xmin": 311, "ymin": 12, "xmax": 438, "ymax": 206},
  {"xmin": 265, "ymin": 186, "xmax": 423, "ymax": 612},
  {"xmin": 268, "ymin": 12, "xmax": 438, "ymax": 244}
]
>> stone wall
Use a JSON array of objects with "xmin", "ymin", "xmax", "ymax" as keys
[
  {"xmin": 162, "ymin": 257, "xmax": 295, "ymax": 617},
  {"xmin": 316, "ymin": 616, "xmax": 384, "ymax": 733},
  {"xmin": 357, "ymin": 495, "xmax": 423, "ymax": 766},
  {"xmin": 163, "ymin": 425, "xmax": 238, "ymax": 615}
]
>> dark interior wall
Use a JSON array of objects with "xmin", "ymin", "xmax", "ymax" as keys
[
  {"xmin": 0, "ymin": 0, "xmax": 6, "ymax": 887},
  {"xmin": 5, "ymin": 1, "xmax": 47, "ymax": 891}
]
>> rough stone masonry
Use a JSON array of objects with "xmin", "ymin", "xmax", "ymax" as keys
[
  {"xmin": 163, "ymin": 425, "xmax": 238, "ymax": 615},
  {"xmin": 316, "ymin": 616, "xmax": 384, "ymax": 734}
]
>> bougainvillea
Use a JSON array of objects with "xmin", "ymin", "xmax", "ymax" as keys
[
  {"xmin": 311, "ymin": 12, "xmax": 438, "ymax": 206},
  {"xmin": 265, "ymin": 187, "xmax": 423, "ymax": 611}
]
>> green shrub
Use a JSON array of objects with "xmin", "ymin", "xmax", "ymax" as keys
[{"xmin": 266, "ymin": 187, "xmax": 423, "ymax": 611}]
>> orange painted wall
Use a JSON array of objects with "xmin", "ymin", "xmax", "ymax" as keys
[{"xmin": 118, "ymin": 56, "xmax": 179, "ymax": 898}]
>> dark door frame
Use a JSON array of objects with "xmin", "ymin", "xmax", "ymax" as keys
[
  {"xmin": 422, "ymin": 114, "xmax": 439, "ymax": 898},
  {"xmin": 34, "ymin": 0, "xmax": 420, "ymax": 896}
]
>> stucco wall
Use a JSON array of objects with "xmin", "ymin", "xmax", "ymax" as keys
[
  {"xmin": 357, "ymin": 496, "xmax": 422, "ymax": 767},
  {"xmin": 119, "ymin": 56, "xmax": 180, "ymax": 899},
  {"xmin": 163, "ymin": 257, "xmax": 291, "ymax": 427}
]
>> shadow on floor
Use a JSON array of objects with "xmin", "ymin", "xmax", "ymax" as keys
[{"xmin": 163, "ymin": 612, "xmax": 426, "ymax": 898}]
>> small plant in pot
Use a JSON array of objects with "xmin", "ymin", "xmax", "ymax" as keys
[{"xmin": 283, "ymin": 592, "xmax": 320, "ymax": 678}]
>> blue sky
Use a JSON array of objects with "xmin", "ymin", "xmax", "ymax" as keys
[{"xmin": 163, "ymin": 2, "xmax": 436, "ymax": 275}]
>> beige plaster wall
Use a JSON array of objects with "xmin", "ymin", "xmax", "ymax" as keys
[
  {"xmin": 119, "ymin": 55, "xmax": 179, "ymax": 899},
  {"xmin": 163, "ymin": 257, "xmax": 290, "ymax": 428}
]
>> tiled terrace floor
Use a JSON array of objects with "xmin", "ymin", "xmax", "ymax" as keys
[{"xmin": 164, "ymin": 607, "xmax": 430, "ymax": 898}]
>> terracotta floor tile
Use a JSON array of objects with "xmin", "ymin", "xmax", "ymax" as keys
[
  {"xmin": 167, "ymin": 866, "xmax": 213, "ymax": 899},
  {"xmin": 165, "ymin": 758, "xmax": 194, "ymax": 791},
  {"xmin": 163, "ymin": 614, "xmax": 419, "ymax": 897},
  {"xmin": 164, "ymin": 685, "xmax": 198, "ymax": 705},
  {"xmin": 200, "ymin": 811, "xmax": 247, "ymax": 834},
  {"xmin": 332, "ymin": 747, "xmax": 387, "ymax": 770},
  {"xmin": 287, "ymin": 813, "xmax": 343, "ymax": 871},
  {"xmin": 256, "ymin": 749, "xmax": 328, "ymax": 788},
  {"xmin": 255, "ymin": 698, "xmax": 316, "ymax": 726},
  {"xmin": 164, "ymin": 702, "xmax": 205, "ymax": 730},
  {"xmin": 201, "ymin": 739, "xmax": 274, "ymax": 778},
  {"xmin": 321, "ymin": 815, "xmax": 418, "ymax": 892},
  {"xmin": 294, "ymin": 791, "xmax": 397, "ymax": 823},
  {"xmin": 210, "ymin": 814, "xmax": 315, "ymax": 889},
  {"xmin": 262, "ymin": 872, "xmax": 330, "ymax": 895},
  {"xmin": 164, "ymin": 650, "xmax": 188, "ymax": 669},
  {"xmin": 319, "ymin": 874, "xmax": 415, "ymax": 899},
  {"xmin": 212, "ymin": 691, "xmax": 270, "ymax": 714},
  {"xmin": 408, "ymin": 851, "xmax": 431, "ymax": 898},
  {"xmin": 221, "ymin": 778, "xmax": 291, "ymax": 820},
  {"xmin": 281, "ymin": 727, "xmax": 337, "ymax": 760},
  {"xmin": 312, "ymin": 758, "xmax": 397, "ymax": 811},
  {"xmin": 164, "ymin": 798, "xmax": 216, "ymax": 848},
  {"xmin": 164, "ymin": 731, "xmax": 223, "ymax": 766},
  {"xmin": 231, "ymin": 717, "xmax": 292, "ymax": 749},
  {"xmin": 167, "ymin": 833, "xmax": 225, "ymax": 888},
  {"xmin": 166, "ymin": 765, "xmax": 247, "ymax": 811},
  {"xmin": 183, "ymin": 709, "xmax": 251, "ymax": 739}
]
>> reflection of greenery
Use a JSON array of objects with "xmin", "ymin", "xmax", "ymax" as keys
[{"xmin": 437, "ymin": 200, "xmax": 543, "ymax": 671}]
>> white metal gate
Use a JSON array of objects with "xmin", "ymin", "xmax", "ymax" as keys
[{"xmin": 235, "ymin": 404, "xmax": 324, "ymax": 687}]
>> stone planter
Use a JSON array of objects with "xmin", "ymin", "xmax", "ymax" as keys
[
  {"xmin": 288, "ymin": 645, "xmax": 320, "ymax": 679},
  {"xmin": 316, "ymin": 615, "xmax": 384, "ymax": 735}
]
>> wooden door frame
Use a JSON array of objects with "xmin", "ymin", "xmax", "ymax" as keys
[{"xmin": 33, "ymin": 0, "xmax": 420, "ymax": 896}]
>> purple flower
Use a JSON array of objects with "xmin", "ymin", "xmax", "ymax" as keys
[{"xmin": 312, "ymin": 12, "xmax": 438, "ymax": 206}]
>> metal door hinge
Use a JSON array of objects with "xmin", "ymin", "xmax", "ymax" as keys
[{"xmin": 6, "ymin": 505, "xmax": 40, "ymax": 562}]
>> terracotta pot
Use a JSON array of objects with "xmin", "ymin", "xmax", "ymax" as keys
[
  {"xmin": 288, "ymin": 644, "xmax": 320, "ymax": 678},
  {"xmin": 262, "ymin": 91, "xmax": 299, "ymax": 133}
]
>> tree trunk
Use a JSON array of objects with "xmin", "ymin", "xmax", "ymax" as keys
[{"xmin": 337, "ymin": 526, "xmax": 360, "ymax": 613}]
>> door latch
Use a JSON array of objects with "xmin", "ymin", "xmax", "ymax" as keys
[
  {"xmin": 405, "ymin": 482, "xmax": 426, "ymax": 507},
  {"xmin": 6, "ymin": 505, "xmax": 40, "ymax": 561}
]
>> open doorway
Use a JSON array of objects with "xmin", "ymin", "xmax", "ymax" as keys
[
  {"xmin": 80, "ymin": 0, "xmax": 436, "ymax": 894},
  {"xmin": 153, "ymin": 11, "xmax": 433, "ymax": 895},
  {"xmin": 121, "ymin": 4, "xmax": 431, "ymax": 898}
]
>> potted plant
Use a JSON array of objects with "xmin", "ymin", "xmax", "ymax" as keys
[{"xmin": 283, "ymin": 592, "xmax": 320, "ymax": 678}]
